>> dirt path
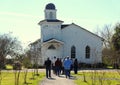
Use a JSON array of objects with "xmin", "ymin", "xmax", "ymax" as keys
[{"xmin": 40, "ymin": 74, "xmax": 76, "ymax": 85}]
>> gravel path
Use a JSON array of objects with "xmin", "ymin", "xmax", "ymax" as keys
[{"xmin": 40, "ymin": 74, "xmax": 76, "ymax": 85}]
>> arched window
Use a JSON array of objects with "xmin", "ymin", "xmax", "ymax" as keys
[
  {"xmin": 85, "ymin": 46, "xmax": 90, "ymax": 58},
  {"xmin": 48, "ymin": 44, "xmax": 56, "ymax": 49},
  {"xmin": 49, "ymin": 12, "xmax": 53, "ymax": 19},
  {"xmin": 71, "ymin": 46, "xmax": 76, "ymax": 58}
]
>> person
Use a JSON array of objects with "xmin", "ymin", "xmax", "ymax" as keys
[
  {"xmin": 61, "ymin": 58, "xmax": 66, "ymax": 75},
  {"xmin": 52, "ymin": 56, "xmax": 57, "ymax": 74},
  {"xmin": 55, "ymin": 58, "xmax": 62, "ymax": 76},
  {"xmin": 44, "ymin": 58, "xmax": 52, "ymax": 78},
  {"xmin": 59, "ymin": 58, "xmax": 62, "ymax": 74},
  {"xmin": 70, "ymin": 58, "xmax": 73, "ymax": 73},
  {"xmin": 73, "ymin": 58, "xmax": 78, "ymax": 74},
  {"xmin": 63, "ymin": 56, "xmax": 72, "ymax": 78}
]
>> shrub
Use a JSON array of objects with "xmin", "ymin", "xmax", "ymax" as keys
[
  {"xmin": 13, "ymin": 61, "xmax": 22, "ymax": 70},
  {"xmin": 113, "ymin": 63, "xmax": 119, "ymax": 69},
  {"xmin": 79, "ymin": 62, "xmax": 92, "ymax": 68},
  {"xmin": 92, "ymin": 63, "xmax": 107, "ymax": 68},
  {"xmin": 79, "ymin": 62, "xmax": 107, "ymax": 68}
]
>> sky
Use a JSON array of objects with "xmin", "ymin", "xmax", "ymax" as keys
[{"xmin": 0, "ymin": 0, "xmax": 120, "ymax": 47}]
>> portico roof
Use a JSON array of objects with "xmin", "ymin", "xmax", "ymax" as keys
[{"xmin": 42, "ymin": 38, "xmax": 64, "ymax": 45}]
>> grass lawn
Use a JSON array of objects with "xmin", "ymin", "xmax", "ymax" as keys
[
  {"xmin": 5, "ymin": 64, "xmax": 13, "ymax": 70},
  {"xmin": 0, "ymin": 71, "xmax": 45, "ymax": 85},
  {"xmin": 72, "ymin": 71, "xmax": 120, "ymax": 85}
]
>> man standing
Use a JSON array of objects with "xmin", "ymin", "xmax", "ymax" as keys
[
  {"xmin": 63, "ymin": 57, "xmax": 72, "ymax": 78},
  {"xmin": 44, "ymin": 58, "xmax": 52, "ymax": 78}
]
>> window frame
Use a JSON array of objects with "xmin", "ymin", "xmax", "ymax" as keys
[
  {"xmin": 48, "ymin": 44, "xmax": 56, "ymax": 49},
  {"xmin": 71, "ymin": 45, "xmax": 76, "ymax": 58},
  {"xmin": 85, "ymin": 46, "xmax": 90, "ymax": 59}
]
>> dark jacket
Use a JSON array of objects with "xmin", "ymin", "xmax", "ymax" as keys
[
  {"xmin": 55, "ymin": 59, "xmax": 62, "ymax": 67},
  {"xmin": 44, "ymin": 59, "xmax": 51, "ymax": 68}
]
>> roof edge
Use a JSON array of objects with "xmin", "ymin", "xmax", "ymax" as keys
[{"xmin": 42, "ymin": 38, "xmax": 64, "ymax": 45}]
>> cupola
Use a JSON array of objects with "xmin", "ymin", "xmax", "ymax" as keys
[{"xmin": 44, "ymin": 3, "xmax": 57, "ymax": 20}]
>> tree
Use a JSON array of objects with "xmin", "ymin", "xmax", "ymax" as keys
[
  {"xmin": 100, "ymin": 24, "xmax": 114, "ymax": 49},
  {"xmin": 0, "ymin": 33, "xmax": 22, "ymax": 69},
  {"xmin": 22, "ymin": 50, "xmax": 31, "ymax": 84},
  {"xmin": 0, "ymin": 33, "xmax": 23, "ymax": 85},
  {"xmin": 98, "ymin": 24, "xmax": 114, "ymax": 65},
  {"xmin": 112, "ymin": 23, "xmax": 120, "ymax": 51},
  {"xmin": 111, "ymin": 23, "xmax": 120, "ymax": 66},
  {"xmin": 29, "ymin": 39, "xmax": 41, "ymax": 77}
]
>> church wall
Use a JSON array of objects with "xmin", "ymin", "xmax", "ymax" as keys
[
  {"xmin": 41, "ymin": 23, "xmax": 62, "ymax": 42},
  {"xmin": 61, "ymin": 25, "xmax": 102, "ymax": 64}
]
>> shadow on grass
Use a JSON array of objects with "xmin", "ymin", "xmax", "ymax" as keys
[
  {"xmin": 24, "ymin": 82, "xmax": 32, "ymax": 85},
  {"xmin": 29, "ymin": 78, "xmax": 36, "ymax": 80}
]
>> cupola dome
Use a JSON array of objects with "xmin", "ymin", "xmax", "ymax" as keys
[{"xmin": 45, "ymin": 3, "xmax": 55, "ymax": 10}]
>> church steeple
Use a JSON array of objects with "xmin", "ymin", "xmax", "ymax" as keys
[
  {"xmin": 44, "ymin": 3, "xmax": 57, "ymax": 20},
  {"xmin": 39, "ymin": 3, "xmax": 63, "ymax": 42}
]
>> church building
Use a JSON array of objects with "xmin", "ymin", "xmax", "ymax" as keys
[{"xmin": 37, "ymin": 3, "xmax": 103, "ymax": 65}]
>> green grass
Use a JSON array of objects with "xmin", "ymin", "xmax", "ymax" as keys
[
  {"xmin": 5, "ymin": 64, "xmax": 13, "ymax": 70},
  {"xmin": 72, "ymin": 71, "xmax": 120, "ymax": 85},
  {"xmin": 0, "ymin": 71, "xmax": 45, "ymax": 85},
  {"xmin": 107, "ymin": 66, "xmax": 113, "ymax": 69}
]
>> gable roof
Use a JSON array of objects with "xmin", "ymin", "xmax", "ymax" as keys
[{"xmin": 62, "ymin": 23, "xmax": 104, "ymax": 41}]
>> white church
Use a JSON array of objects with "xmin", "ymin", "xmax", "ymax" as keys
[{"xmin": 30, "ymin": 3, "xmax": 103, "ymax": 66}]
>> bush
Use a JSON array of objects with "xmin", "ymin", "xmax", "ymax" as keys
[
  {"xmin": 13, "ymin": 61, "xmax": 22, "ymax": 70},
  {"xmin": 113, "ymin": 63, "xmax": 119, "ymax": 69},
  {"xmin": 79, "ymin": 62, "xmax": 107, "ymax": 68},
  {"xmin": 92, "ymin": 63, "xmax": 107, "ymax": 68},
  {"xmin": 31, "ymin": 64, "xmax": 45, "ymax": 69},
  {"xmin": 79, "ymin": 63, "xmax": 92, "ymax": 68},
  {"xmin": 0, "ymin": 62, "xmax": 6, "ymax": 69}
]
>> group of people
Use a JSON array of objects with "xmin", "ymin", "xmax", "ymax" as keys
[{"xmin": 44, "ymin": 56, "xmax": 78, "ymax": 79}]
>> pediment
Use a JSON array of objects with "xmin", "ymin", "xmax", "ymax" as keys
[{"xmin": 42, "ymin": 38, "xmax": 64, "ymax": 45}]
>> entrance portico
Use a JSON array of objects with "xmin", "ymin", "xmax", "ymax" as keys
[{"xmin": 41, "ymin": 39, "xmax": 64, "ymax": 63}]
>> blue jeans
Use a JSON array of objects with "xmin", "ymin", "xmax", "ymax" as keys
[
  {"xmin": 56, "ymin": 67, "xmax": 60, "ymax": 76},
  {"xmin": 64, "ymin": 69, "xmax": 70, "ymax": 78}
]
